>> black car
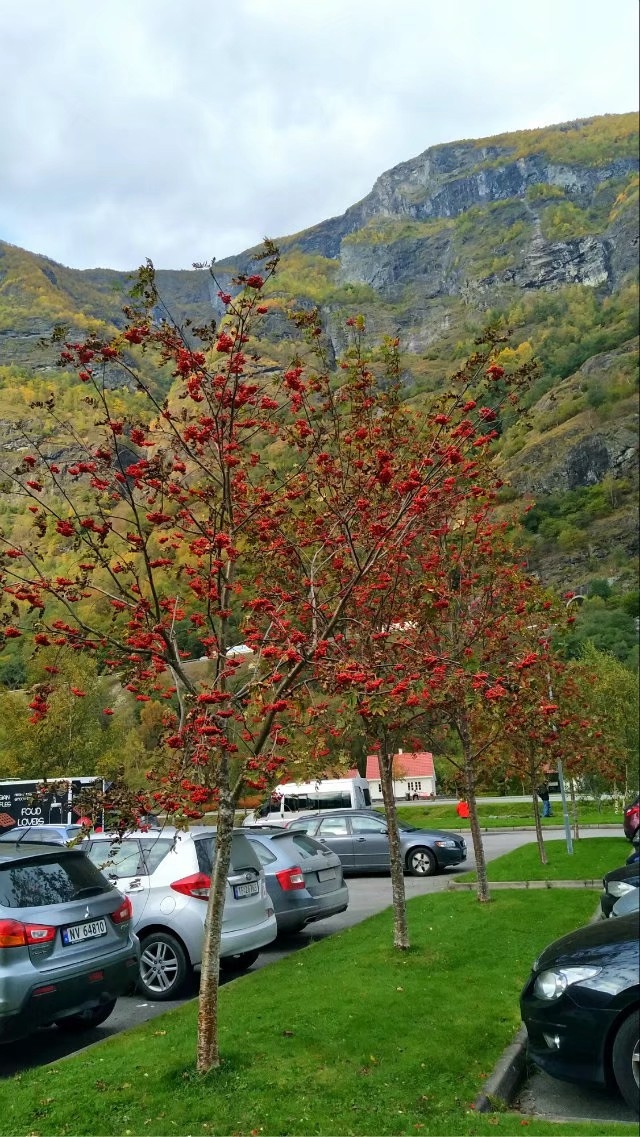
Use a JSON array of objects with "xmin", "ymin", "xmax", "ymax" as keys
[
  {"xmin": 280, "ymin": 809, "xmax": 466, "ymax": 875},
  {"xmin": 520, "ymin": 914, "xmax": 639, "ymax": 1115},
  {"xmin": 601, "ymin": 862, "xmax": 640, "ymax": 918}
]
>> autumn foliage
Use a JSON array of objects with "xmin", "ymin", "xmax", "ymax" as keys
[{"xmin": 0, "ymin": 242, "xmax": 549, "ymax": 1066}]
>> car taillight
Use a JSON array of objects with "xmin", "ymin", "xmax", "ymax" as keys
[
  {"xmin": 0, "ymin": 919, "xmax": 56, "ymax": 948},
  {"xmin": 170, "ymin": 872, "xmax": 211, "ymax": 900},
  {"xmin": 275, "ymin": 866, "xmax": 305, "ymax": 891},
  {"xmin": 111, "ymin": 896, "xmax": 133, "ymax": 924}
]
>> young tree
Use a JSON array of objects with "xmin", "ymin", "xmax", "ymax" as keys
[
  {"xmin": 0, "ymin": 249, "xmax": 536, "ymax": 1066},
  {"xmin": 297, "ymin": 343, "xmax": 543, "ymax": 915},
  {"xmin": 0, "ymin": 649, "xmax": 137, "ymax": 781},
  {"xmin": 569, "ymin": 642, "xmax": 639, "ymax": 802}
]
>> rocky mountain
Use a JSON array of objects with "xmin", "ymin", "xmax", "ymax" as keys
[{"xmin": 0, "ymin": 112, "xmax": 638, "ymax": 597}]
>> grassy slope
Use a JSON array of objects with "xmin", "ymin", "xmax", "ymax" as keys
[
  {"xmin": 394, "ymin": 801, "xmax": 621, "ymax": 829},
  {"xmin": 1, "ymin": 890, "xmax": 634, "ymax": 1137},
  {"xmin": 457, "ymin": 836, "xmax": 629, "ymax": 882}
]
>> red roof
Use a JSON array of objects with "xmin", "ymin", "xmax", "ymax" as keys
[{"xmin": 365, "ymin": 752, "xmax": 434, "ymax": 779}]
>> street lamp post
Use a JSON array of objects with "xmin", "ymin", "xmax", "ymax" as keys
[{"xmin": 556, "ymin": 759, "xmax": 573, "ymax": 856}]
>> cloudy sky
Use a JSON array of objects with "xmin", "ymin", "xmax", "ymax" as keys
[{"xmin": 0, "ymin": 0, "xmax": 637, "ymax": 270}]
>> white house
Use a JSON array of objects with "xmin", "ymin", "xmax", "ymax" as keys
[{"xmin": 365, "ymin": 750, "xmax": 436, "ymax": 801}]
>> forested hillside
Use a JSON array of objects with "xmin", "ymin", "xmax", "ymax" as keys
[{"xmin": 0, "ymin": 111, "xmax": 638, "ymax": 698}]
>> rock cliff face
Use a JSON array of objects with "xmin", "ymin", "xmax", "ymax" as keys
[
  {"xmin": 291, "ymin": 140, "xmax": 637, "ymax": 253},
  {"xmin": 0, "ymin": 114, "xmax": 638, "ymax": 591}
]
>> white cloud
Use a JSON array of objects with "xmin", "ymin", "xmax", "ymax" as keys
[{"xmin": 0, "ymin": 0, "xmax": 637, "ymax": 269}]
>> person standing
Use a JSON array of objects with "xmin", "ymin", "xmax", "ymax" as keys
[{"xmin": 537, "ymin": 783, "xmax": 552, "ymax": 818}]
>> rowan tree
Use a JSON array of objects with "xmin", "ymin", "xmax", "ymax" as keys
[
  {"xmin": 0, "ymin": 246, "xmax": 539, "ymax": 1068},
  {"xmin": 485, "ymin": 610, "xmax": 621, "ymax": 860},
  {"xmin": 293, "ymin": 339, "xmax": 544, "ymax": 916}
]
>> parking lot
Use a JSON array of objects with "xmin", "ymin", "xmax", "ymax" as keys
[{"xmin": 0, "ymin": 826, "xmax": 636, "ymax": 1127}]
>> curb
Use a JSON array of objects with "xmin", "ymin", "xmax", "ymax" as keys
[
  {"xmin": 474, "ymin": 1025, "xmax": 528, "ymax": 1113},
  {"xmin": 472, "ymin": 824, "xmax": 616, "ymax": 834},
  {"xmin": 448, "ymin": 879, "xmax": 602, "ymax": 891}
]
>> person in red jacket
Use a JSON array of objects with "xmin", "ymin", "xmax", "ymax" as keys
[{"xmin": 456, "ymin": 799, "xmax": 470, "ymax": 819}]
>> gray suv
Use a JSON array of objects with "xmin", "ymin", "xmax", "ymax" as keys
[
  {"xmin": 85, "ymin": 828, "xmax": 277, "ymax": 1000},
  {"xmin": 0, "ymin": 841, "xmax": 139, "ymax": 1041}
]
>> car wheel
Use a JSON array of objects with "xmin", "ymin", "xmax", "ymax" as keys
[
  {"xmin": 612, "ymin": 1009, "xmax": 639, "ymax": 1116},
  {"xmin": 219, "ymin": 949, "xmax": 260, "ymax": 972},
  {"xmin": 407, "ymin": 847, "xmax": 436, "ymax": 876},
  {"xmin": 138, "ymin": 931, "xmax": 190, "ymax": 1000},
  {"xmin": 55, "ymin": 998, "xmax": 117, "ymax": 1032}
]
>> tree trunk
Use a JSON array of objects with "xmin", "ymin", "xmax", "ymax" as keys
[
  {"xmin": 569, "ymin": 777, "xmax": 580, "ymax": 841},
  {"xmin": 531, "ymin": 780, "xmax": 548, "ymax": 864},
  {"xmin": 457, "ymin": 718, "xmax": 490, "ymax": 903},
  {"xmin": 378, "ymin": 740, "xmax": 410, "ymax": 950},
  {"xmin": 196, "ymin": 788, "xmax": 235, "ymax": 1073}
]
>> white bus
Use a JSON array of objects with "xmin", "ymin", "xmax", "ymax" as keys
[{"xmin": 243, "ymin": 776, "xmax": 371, "ymax": 827}]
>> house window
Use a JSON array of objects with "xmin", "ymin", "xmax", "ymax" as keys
[{"xmin": 407, "ymin": 781, "xmax": 422, "ymax": 791}]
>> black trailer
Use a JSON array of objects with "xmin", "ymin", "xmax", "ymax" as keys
[{"xmin": 0, "ymin": 778, "xmax": 103, "ymax": 832}]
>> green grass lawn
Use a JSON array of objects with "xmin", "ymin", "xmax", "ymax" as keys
[
  {"xmin": 395, "ymin": 801, "xmax": 621, "ymax": 830},
  {"xmin": 457, "ymin": 836, "xmax": 630, "ymax": 883},
  {"xmin": 1, "ymin": 890, "xmax": 635, "ymax": 1137}
]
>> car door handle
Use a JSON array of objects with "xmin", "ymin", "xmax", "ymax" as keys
[
  {"xmin": 127, "ymin": 882, "xmax": 144, "ymax": 892},
  {"xmin": 356, "ymin": 837, "xmax": 367, "ymax": 842}
]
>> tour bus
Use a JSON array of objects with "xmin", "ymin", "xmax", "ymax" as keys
[{"xmin": 243, "ymin": 776, "xmax": 371, "ymax": 827}]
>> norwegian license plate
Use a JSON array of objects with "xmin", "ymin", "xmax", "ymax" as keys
[
  {"xmin": 233, "ymin": 881, "xmax": 259, "ymax": 899},
  {"xmin": 62, "ymin": 918, "xmax": 108, "ymax": 945},
  {"xmin": 318, "ymin": 867, "xmax": 336, "ymax": 881}
]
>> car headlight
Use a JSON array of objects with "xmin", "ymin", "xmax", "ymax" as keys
[
  {"xmin": 607, "ymin": 881, "xmax": 636, "ymax": 898},
  {"xmin": 435, "ymin": 839, "xmax": 458, "ymax": 849},
  {"xmin": 534, "ymin": 966, "xmax": 601, "ymax": 1000}
]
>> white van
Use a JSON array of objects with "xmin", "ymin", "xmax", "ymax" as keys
[{"xmin": 243, "ymin": 776, "xmax": 371, "ymax": 827}]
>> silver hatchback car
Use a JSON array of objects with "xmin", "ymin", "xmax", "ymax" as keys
[
  {"xmin": 85, "ymin": 828, "xmax": 277, "ymax": 1000},
  {"xmin": 0, "ymin": 841, "xmax": 139, "ymax": 1042}
]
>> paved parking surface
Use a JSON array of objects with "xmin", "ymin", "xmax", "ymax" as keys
[{"xmin": 518, "ymin": 1068, "xmax": 637, "ymax": 1125}]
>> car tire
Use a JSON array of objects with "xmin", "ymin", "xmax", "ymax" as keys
[
  {"xmin": 55, "ymin": 998, "xmax": 117, "ymax": 1032},
  {"xmin": 612, "ymin": 1009, "xmax": 639, "ymax": 1116},
  {"xmin": 407, "ymin": 847, "xmax": 436, "ymax": 876},
  {"xmin": 138, "ymin": 931, "xmax": 190, "ymax": 1000},
  {"xmin": 219, "ymin": 949, "xmax": 260, "ymax": 973}
]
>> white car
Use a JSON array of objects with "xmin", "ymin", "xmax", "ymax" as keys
[{"xmin": 85, "ymin": 828, "xmax": 276, "ymax": 1000}]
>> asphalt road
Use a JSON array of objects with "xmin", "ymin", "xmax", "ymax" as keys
[{"xmin": 1, "ymin": 825, "xmax": 635, "ymax": 1127}]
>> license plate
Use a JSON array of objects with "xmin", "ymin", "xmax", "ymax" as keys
[
  {"xmin": 62, "ymin": 918, "xmax": 108, "ymax": 945},
  {"xmin": 233, "ymin": 881, "xmax": 259, "ymax": 899},
  {"xmin": 318, "ymin": 867, "xmax": 336, "ymax": 881}
]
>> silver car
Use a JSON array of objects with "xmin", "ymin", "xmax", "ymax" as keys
[
  {"xmin": 245, "ymin": 827, "xmax": 349, "ymax": 935},
  {"xmin": 84, "ymin": 828, "xmax": 277, "ymax": 1000},
  {"xmin": 0, "ymin": 841, "xmax": 139, "ymax": 1041}
]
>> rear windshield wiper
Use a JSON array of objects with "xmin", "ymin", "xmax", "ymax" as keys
[{"xmin": 72, "ymin": 885, "xmax": 108, "ymax": 899}]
